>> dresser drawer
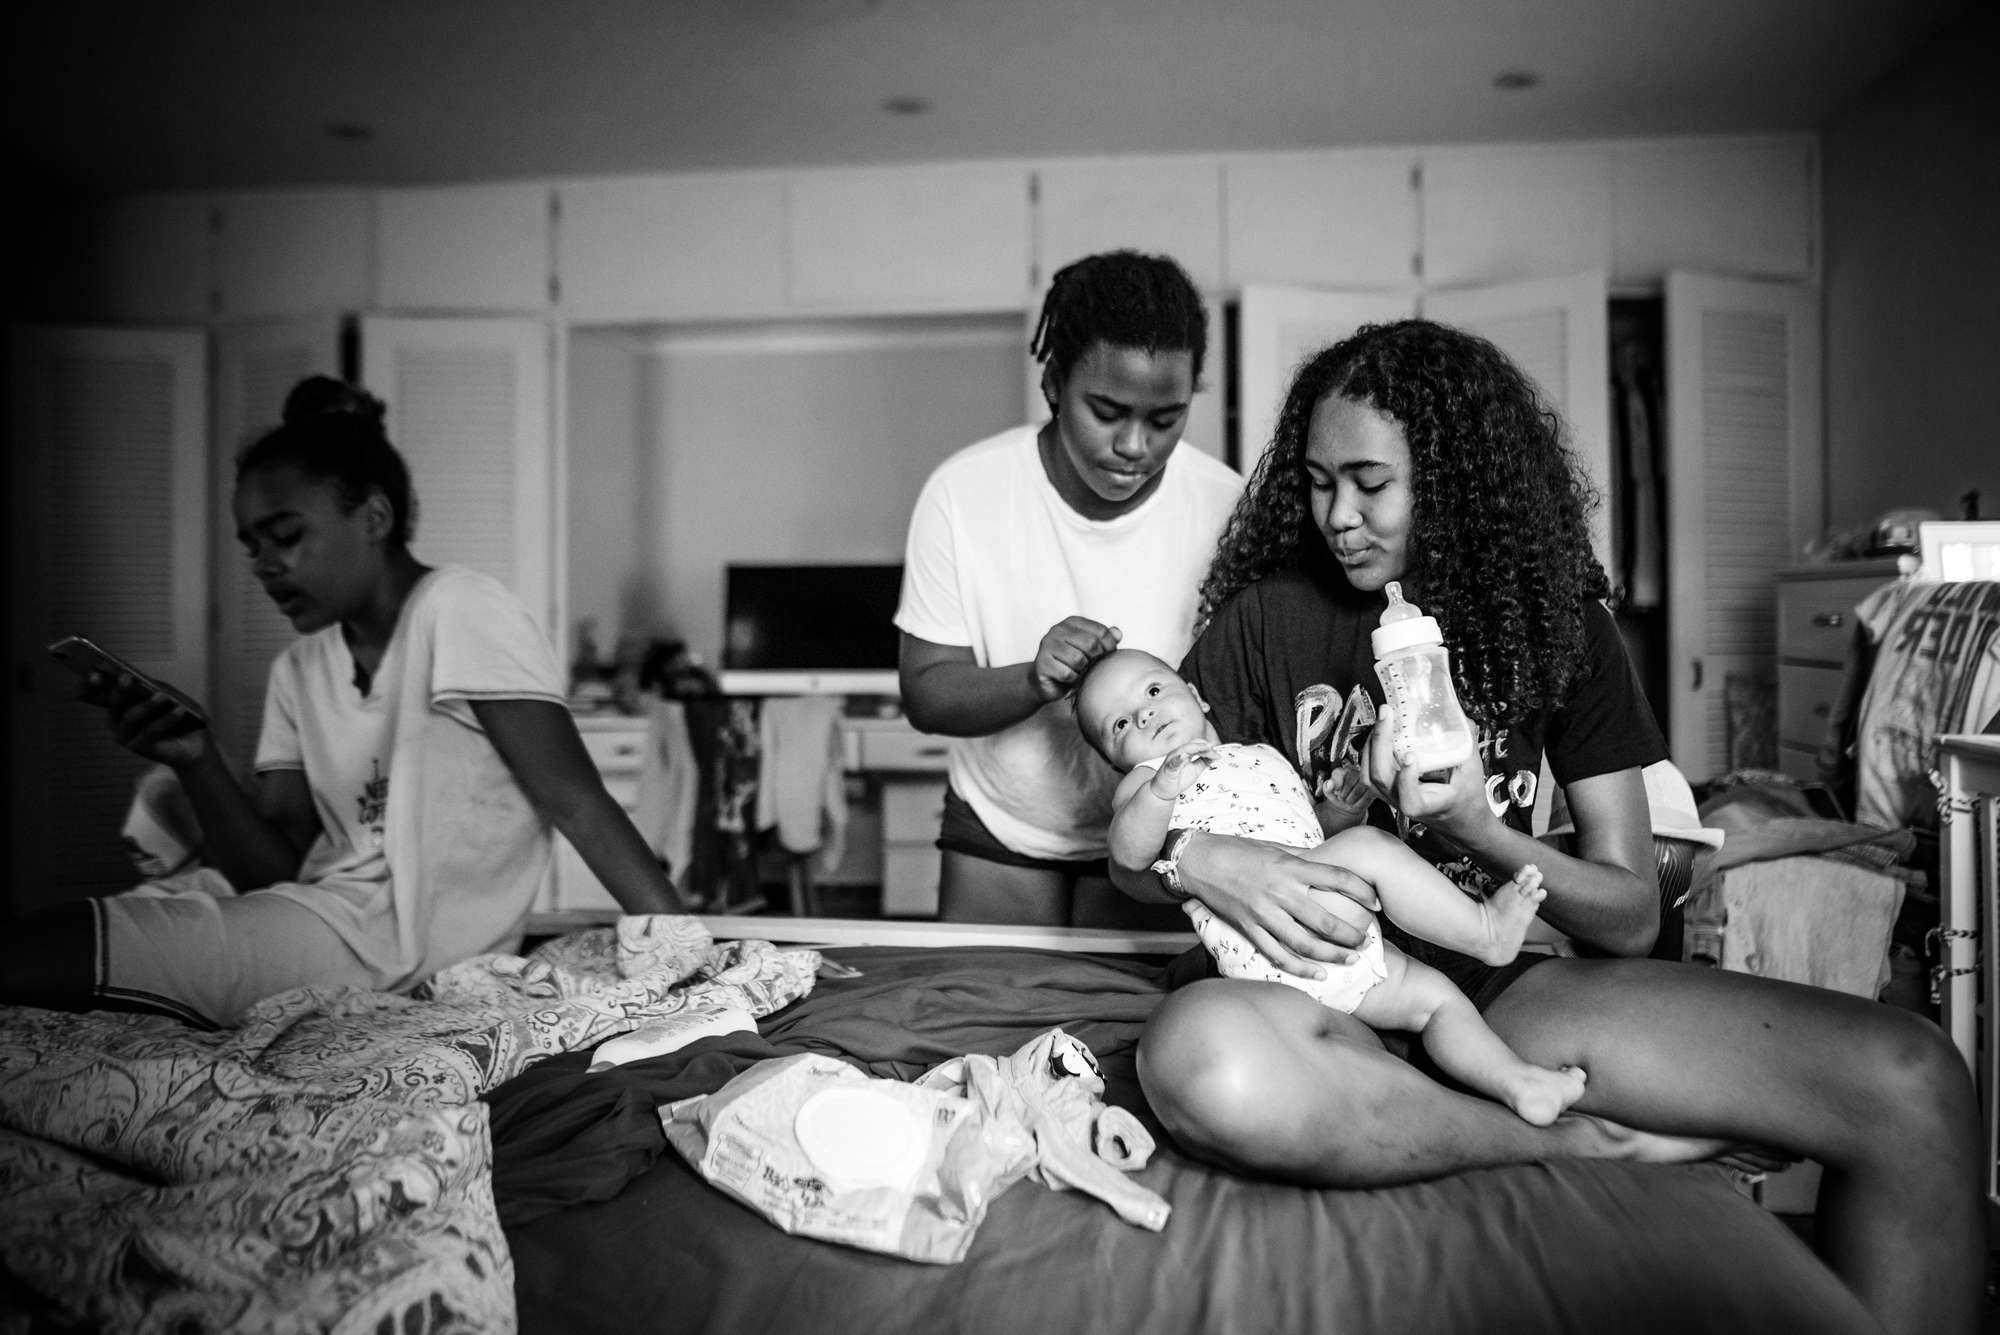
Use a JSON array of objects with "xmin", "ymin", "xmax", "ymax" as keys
[
  {"xmin": 579, "ymin": 724, "xmax": 649, "ymax": 775},
  {"xmin": 1777, "ymin": 577, "xmax": 1885, "ymax": 665},
  {"xmin": 1778, "ymin": 663, "xmax": 1843, "ymax": 750},
  {"xmin": 862, "ymin": 728, "xmax": 952, "ymax": 772},
  {"xmin": 881, "ymin": 777, "xmax": 948, "ymax": 844}
]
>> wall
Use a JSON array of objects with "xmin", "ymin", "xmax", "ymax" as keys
[
  {"xmin": 565, "ymin": 329, "xmax": 647, "ymax": 659},
  {"xmin": 1822, "ymin": 3, "xmax": 2000, "ymax": 533},
  {"xmin": 570, "ymin": 315, "xmax": 1027, "ymax": 663}
]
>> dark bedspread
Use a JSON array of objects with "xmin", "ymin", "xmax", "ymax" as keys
[{"xmin": 492, "ymin": 946, "xmax": 1877, "ymax": 1335}]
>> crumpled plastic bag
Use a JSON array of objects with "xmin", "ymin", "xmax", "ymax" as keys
[{"xmin": 660, "ymin": 1028, "xmax": 1167, "ymax": 1264}]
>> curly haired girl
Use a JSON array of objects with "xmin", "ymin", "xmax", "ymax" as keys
[{"xmin": 1117, "ymin": 320, "xmax": 1983, "ymax": 1335}]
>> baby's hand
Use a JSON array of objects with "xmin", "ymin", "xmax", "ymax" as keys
[{"xmin": 1149, "ymin": 741, "xmax": 1216, "ymax": 798}]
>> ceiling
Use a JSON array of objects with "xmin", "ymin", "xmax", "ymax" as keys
[{"xmin": 6, "ymin": 0, "xmax": 1975, "ymax": 194}]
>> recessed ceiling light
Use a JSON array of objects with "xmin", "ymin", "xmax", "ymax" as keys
[
  {"xmin": 1493, "ymin": 71, "xmax": 1540, "ymax": 91},
  {"xmin": 882, "ymin": 96, "xmax": 930, "ymax": 116},
  {"xmin": 324, "ymin": 122, "xmax": 376, "ymax": 142}
]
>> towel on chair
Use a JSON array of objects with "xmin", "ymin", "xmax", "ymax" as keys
[
  {"xmin": 634, "ymin": 698, "xmax": 700, "ymax": 881},
  {"xmin": 756, "ymin": 697, "xmax": 848, "ymax": 872},
  {"xmin": 1718, "ymin": 855, "xmax": 1905, "ymax": 998}
]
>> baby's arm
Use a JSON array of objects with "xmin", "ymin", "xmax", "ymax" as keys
[
  {"xmin": 1107, "ymin": 743, "xmax": 1214, "ymax": 871},
  {"xmin": 1303, "ymin": 825, "xmax": 1542, "ymax": 966}
]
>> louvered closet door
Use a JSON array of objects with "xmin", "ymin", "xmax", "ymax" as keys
[
  {"xmin": 1237, "ymin": 286, "xmax": 1416, "ymax": 475},
  {"xmin": 213, "ymin": 321, "xmax": 341, "ymax": 772},
  {"xmin": 9, "ymin": 327, "xmax": 208, "ymax": 912},
  {"xmin": 1422, "ymin": 272, "xmax": 1613, "ymax": 574},
  {"xmin": 1665, "ymin": 273, "xmax": 1822, "ymax": 781},
  {"xmin": 359, "ymin": 318, "xmax": 554, "ymax": 631}
]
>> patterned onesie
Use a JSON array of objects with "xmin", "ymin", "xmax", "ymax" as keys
[{"xmin": 1136, "ymin": 742, "xmax": 1390, "ymax": 1012}]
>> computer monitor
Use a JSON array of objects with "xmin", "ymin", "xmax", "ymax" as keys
[{"xmin": 719, "ymin": 563, "xmax": 904, "ymax": 695}]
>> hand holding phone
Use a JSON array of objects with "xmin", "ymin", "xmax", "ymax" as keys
[{"xmin": 49, "ymin": 637, "xmax": 211, "ymax": 766}]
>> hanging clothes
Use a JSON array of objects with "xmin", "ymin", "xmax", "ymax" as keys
[
  {"xmin": 1613, "ymin": 336, "xmax": 1666, "ymax": 610},
  {"xmin": 632, "ymin": 698, "xmax": 700, "ymax": 885},
  {"xmin": 755, "ymin": 696, "xmax": 849, "ymax": 874}
]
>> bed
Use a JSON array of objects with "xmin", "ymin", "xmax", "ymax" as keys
[{"xmin": 0, "ymin": 916, "xmax": 1878, "ymax": 1335}]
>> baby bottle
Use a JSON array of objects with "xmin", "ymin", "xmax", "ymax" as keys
[{"xmin": 1371, "ymin": 582, "xmax": 1477, "ymax": 774}]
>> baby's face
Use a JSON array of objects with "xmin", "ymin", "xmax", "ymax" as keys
[{"xmin": 1077, "ymin": 650, "xmax": 1214, "ymax": 770}]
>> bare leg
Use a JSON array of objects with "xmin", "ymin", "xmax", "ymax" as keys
[
  {"xmin": 1301, "ymin": 826, "xmax": 1543, "ymax": 964},
  {"xmin": 1140, "ymin": 977, "xmax": 1731, "ymax": 1187},
  {"xmin": 1480, "ymin": 959, "xmax": 1983, "ymax": 1335},
  {"xmin": 938, "ymin": 851, "xmax": 1072, "ymax": 925},
  {"xmin": 1351, "ymin": 949, "xmax": 1586, "ymax": 1126}
]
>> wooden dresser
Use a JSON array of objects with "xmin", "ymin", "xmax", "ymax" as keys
[{"xmin": 1773, "ymin": 560, "xmax": 1904, "ymax": 783}]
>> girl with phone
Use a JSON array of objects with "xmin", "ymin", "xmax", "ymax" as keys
[{"xmin": 1, "ymin": 376, "xmax": 682, "ymax": 1027}]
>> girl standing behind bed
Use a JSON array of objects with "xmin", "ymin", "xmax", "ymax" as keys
[
  {"xmin": 0, "ymin": 377, "xmax": 682, "ymax": 1027},
  {"xmin": 896, "ymin": 251, "xmax": 1242, "ymax": 927}
]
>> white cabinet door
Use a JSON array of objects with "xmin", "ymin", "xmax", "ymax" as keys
[
  {"xmin": 1225, "ymin": 151, "xmax": 1419, "ymax": 291},
  {"xmin": 1237, "ymin": 287, "xmax": 1416, "ymax": 475},
  {"xmin": 1034, "ymin": 157, "xmax": 1224, "ymax": 292},
  {"xmin": 80, "ymin": 194, "xmax": 213, "ymax": 323},
  {"xmin": 1420, "ymin": 146, "xmax": 1614, "ymax": 288},
  {"xmin": 1665, "ymin": 273, "xmax": 1822, "ymax": 780},
  {"xmin": 211, "ymin": 320, "xmax": 341, "ymax": 771},
  {"xmin": 1423, "ymin": 272, "xmax": 1613, "ymax": 572},
  {"xmin": 789, "ymin": 164, "xmax": 1032, "ymax": 313},
  {"xmin": 376, "ymin": 183, "xmax": 552, "ymax": 313},
  {"xmin": 214, "ymin": 190, "xmax": 373, "ymax": 320},
  {"xmin": 1612, "ymin": 138, "xmax": 1816, "ymax": 285},
  {"xmin": 9, "ymin": 327, "xmax": 208, "ymax": 910},
  {"xmin": 556, "ymin": 173, "xmax": 788, "ymax": 320},
  {"xmin": 361, "ymin": 318, "xmax": 555, "ymax": 632}
]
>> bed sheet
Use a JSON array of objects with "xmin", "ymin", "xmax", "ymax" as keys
[{"xmin": 498, "ymin": 946, "xmax": 1877, "ymax": 1335}]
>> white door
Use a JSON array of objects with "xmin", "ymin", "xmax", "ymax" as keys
[
  {"xmin": 1237, "ymin": 286, "xmax": 1416, "ymax": 476},
  {"xmin": 1422, "ymin": 271, "xmax": 1613, "ymax": 574},
  {"xmin": 360, "ymin": 317, "xmax": 555, "ymax": 634},
  {"xmin": 211, "ymin": 319, "xmax": 341, "ymax": 771},
  {"xmin": 1664, "ymin": 273, "xmax": 1822, "ymax": 780},
  {"xmin": 9, "ymin": 327, "xmax": 208, "ymax": 910}
]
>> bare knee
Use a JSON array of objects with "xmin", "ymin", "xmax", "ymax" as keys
[
  {"xmin": 1139, "ymin": 980, "xmax": 1373, "ymax": 1172},
  {"xmin": 1850, "ymin": 1008, "xmax": 1977, "ymax": 1127}
]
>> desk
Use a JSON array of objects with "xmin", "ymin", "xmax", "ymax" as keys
[{"xmin": 1938, "ymin": 733, "xmax": 2000, "ymax": 1211}]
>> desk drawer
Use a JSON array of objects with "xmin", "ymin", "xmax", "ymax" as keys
[
  {"xmin": 1778, "ymin": 577, "xmax": 1885, "ymax": 664},
  {"xmin": 882, "ymin": 778, "xmax": 948, "ymax": 844},
  {"xmin": 863, "ymin": 729, "xmax": 952, "ymax": 772},
  {"xmin": 580, "ymin": 726, "xmax": 649, "ymax": 775},
  {"xmin": 1778, "ymin": 663, "xmax": 1843, "ymax": 751}
]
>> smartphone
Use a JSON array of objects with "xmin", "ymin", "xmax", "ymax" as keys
[{"xmin": 48, "ymin": 636, "xmax": 208, "ymax": 724}]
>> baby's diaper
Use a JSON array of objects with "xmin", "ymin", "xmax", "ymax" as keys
[{"xmin": 1184, "ymin": 896, "xmax": 1389, "ymax": 1014}]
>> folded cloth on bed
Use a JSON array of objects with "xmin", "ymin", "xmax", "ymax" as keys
[
  {"xmin": 1718, "ymin": 855, "xmax": 1906, "ymax": 998},
  {"xmin": 0, "ymin": 916, "xmax": 818, "ymax": 1335}
]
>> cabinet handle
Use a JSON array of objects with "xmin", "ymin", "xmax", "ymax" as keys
[
  {"xmin": 1690, "ymin": 659, "xmax": 1704, "ymax": 690},
  {"xmin": 1813, "ymin": 704, "xmax": 1830, "ymax": 717},
  {"xmin": 916, "ymin": 746, "xmax": 948, "ymax": 758},
  {"xmin": 1811, "ymin": 612, "xmax": 1845, "ymax": 628}
]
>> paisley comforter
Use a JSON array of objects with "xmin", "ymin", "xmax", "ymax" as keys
[{"xmin": 0, "ymin": 917, "xmax": 820, "ymax": 1335}]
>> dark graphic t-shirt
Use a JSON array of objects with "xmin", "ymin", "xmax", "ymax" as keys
[{"xmin": 1181, "ymin": 552, "xmax": 1667, "ymax": 992}]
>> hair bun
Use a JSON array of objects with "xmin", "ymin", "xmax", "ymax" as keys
[{"xmin": 282, "ymin": 375, "xmax": 387, "ymax": 429}]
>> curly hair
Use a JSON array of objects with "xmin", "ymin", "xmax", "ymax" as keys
[
  {"xmin": 237, "ymin": 376, "xmax": 420, "ymax": 549},
  {"xmin": 1198, "ymin": 320, "xmax": 1607, "ymax": 725},
  {"xmin": 1030, "ymin": 251, "xmax": 1207, "ymax": 411}
]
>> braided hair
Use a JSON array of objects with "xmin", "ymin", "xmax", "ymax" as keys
[
  {"xmin": 237, "ymin": 376, "xmax": 420, "ymax": 549},
  {"xmin": 1030, "ymin": 251, "xmax": 1208, "ymax": 411},
  {"xmin": 1198, "ymin": 320, "xmax": 1607, "ymax": 726}
]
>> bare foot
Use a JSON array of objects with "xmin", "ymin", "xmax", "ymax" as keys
[
  {"xmin": 1504, "ymin": 1062, "xmax": 1588, "ymax": 1126},
  {"xmin": 1553, "ymin": 1111, "xmax": 1736, "ymax": 1165},
  {"xmin": 1472, "ymin": 864, "xmax": 1547, "ymax": 965}
]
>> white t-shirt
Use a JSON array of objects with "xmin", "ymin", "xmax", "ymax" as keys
[
  {"xmin": 254, "ymin": 566, "xmax": 567, "ymax": 988},
  {"xmin": 896, "ymin": 425, "xmax": 1242, "ymax": 860}
]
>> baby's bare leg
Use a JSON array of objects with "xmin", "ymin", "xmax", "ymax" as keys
[
  {"xmin": 1351, "ymin": 947, "xmax": 1587, "ymax": 1127},
  {"xmin": 1299, "ymin": 827, "xmax": 1543, "ymax": 965}
]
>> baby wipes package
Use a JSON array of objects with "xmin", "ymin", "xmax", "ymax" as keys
[{"xmin": 660, "ymin": 1053, "xmax": 1037, "ymax": 1264}]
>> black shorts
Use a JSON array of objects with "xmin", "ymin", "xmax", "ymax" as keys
[{"xmin": 937, "ymin": 785, "xmax": 1110, "ymax": 879}]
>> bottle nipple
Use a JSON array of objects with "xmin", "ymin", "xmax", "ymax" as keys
[{"xmin": 1379, "ymin": 582, "xmax": 1422, "ymax": 625}]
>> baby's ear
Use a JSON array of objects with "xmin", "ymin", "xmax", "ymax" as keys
[{"xmin": 1188, "ymin": 682, "xmax": 1212, "ymax": 714}]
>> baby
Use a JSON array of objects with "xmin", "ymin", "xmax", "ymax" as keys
[{"xmin": 1076, "ymin": 649, "xmax": 1586, "ymax": 1126}]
